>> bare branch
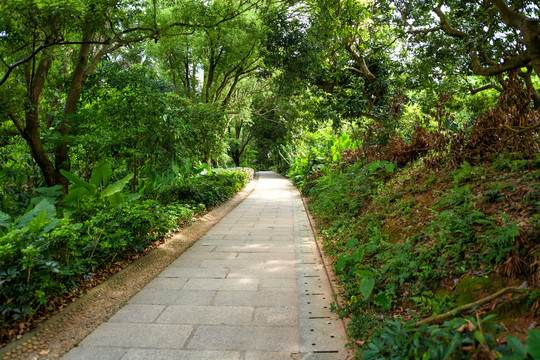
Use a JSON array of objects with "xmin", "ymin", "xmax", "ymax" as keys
[
  {"xmin": 432, "ymin": 3, "xmax": 470, "ymax": 39},
  {"xmin": 0, "ymin": 41, "xmax": 59, "ymax": 86},
  {"xmin": 470, "ymin": 49, "xmax": 531, "ymax": 76},
  {"xmin": 9, "ymin": 113, "xmax": 24, "ymax": 135},
  {"xmin": 468, "ymin": 84, "xmax": 503, "ymax": 94},
  {"xmin": 407, "ymin": 26, "xmax": 441, "ymax": 35},
  {"xmin": 417, "ymin": 287, "xmax": 531, "ymax": 326}
]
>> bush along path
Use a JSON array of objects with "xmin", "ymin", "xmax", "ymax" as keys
[{"xmin": 0, "ymin": 165, "xmax": 254, "ymax": 353}]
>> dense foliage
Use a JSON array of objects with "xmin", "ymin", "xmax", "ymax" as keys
[
  {"xmin": 287, "ymin": 117, "xmax": 539, "ymax": 357},
  {"xmin": 1, "ymin": 0, "xmax": 539, "ymax": 356}
]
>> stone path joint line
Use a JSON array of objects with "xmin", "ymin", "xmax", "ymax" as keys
[{"xmin": 62, "ymin": 171, "xmax": 348, "ymax": 360}]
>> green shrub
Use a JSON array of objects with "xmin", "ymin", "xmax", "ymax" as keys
[
  {"xmin": 0, "ymin": 215, "xmax": 79, "ymax": 321},
  {"xmin": 362, "ymin": 317, "xmax": 540, "ymax": 360},
  {"xmin": 166, "ymin": 170, "xmax": 249, "ymax": 206}
]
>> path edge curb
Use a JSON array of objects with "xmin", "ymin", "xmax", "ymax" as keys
[{"xmin": 300, "ymin": 194, "xmax": 353, "ymax": 351}]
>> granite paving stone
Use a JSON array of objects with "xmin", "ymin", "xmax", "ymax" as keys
[
  {"xmin": 253, "ymin": 306, "xmax": 299, "ymax": 326},
  {"xmin": 185, "ymin": 325, "xmax": 299, "ymax": 351},
  {"xmin": 244, "ymin": 351, "xmax": 300, "ymax": 360},
  {"xmin": 120, "ymin": 349, "xmax": 241, "ymax": 360},
  {"xmin": 227, "ymin": 268, "xmax": 297, "ymax": 279},
  {"xmin": 129, "ymin": 289, "xmax": 215, "ymax": 305},
  {"xmin": 79, "ymin": 323, "xmax": 192, "ymax": 348},
  {"xmin": 62, "ymin": 347, "xmax": 127, "ymax": 360},
  {"xmin": 236, "ymin": 252, "xmax": 296, "ymax": 261},
  {"xmin": 108, "ymin": 304, "xmax": 165, "ymax": 323},
  {"xmin": 198, "ymin": 259, "xmax": 265, "ymax": 269},
  {"xmin": 158, "ymin": 267, "xmax": 228, "ymax": 278},
  {"xmin": 144, "ymin": 277, "xmax": 188, "ymax": 289},
  {"xmin": 213, "ymin": 289, "xmax": 298, "ymax": 307},
  {"xmin": 182, "ymin": 278, "xmax": 259, "ymax": 291},
  {"xmin": 155, "ymin": 305, "xmax": 253, "ymax": 325},
  {"xmin": 260, "ymin": 278, "xmax": 298, "ymax": 288}
]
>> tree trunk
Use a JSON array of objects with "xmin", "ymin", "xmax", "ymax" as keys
[
  {"xmin": 132, "ymin": 154, "xmax": 137, "ymax": 194},
  {"xmin": 17, "ymin": 50, "xmax": 56, "ymax": 187},
  {"xmin": 55, "ymin": 31, "xmax": 94, "ymax": 193},
  {"xmin": 21, "ymin": 111, "xmax": 57, "ymax": 187},
  {"xmin": 490, "ymin": 0, "xmax": 540, "ymax": 85},
  {"xmin": 232, "ymin": 149, "xmax": 241, "ymax": 167}
]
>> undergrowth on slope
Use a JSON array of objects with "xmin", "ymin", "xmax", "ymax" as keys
[{"xmin": 299, "ymin": 152, "xmax": 539, "ymax": 358}]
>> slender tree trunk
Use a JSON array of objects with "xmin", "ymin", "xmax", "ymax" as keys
[
  {"xmin": 21, "ymin": 110, "xmax": 57, "ymax": 187},
  {"xmin": 205, "ymin": 155, "xmax": 212, "ymax": 167},
  {"xmin": 232, "ymin": 149, "xmax": 241, "ymax": 167},
  {"xmin": 132, "ymin": 154, "xmax": 137, "ymax": 194},
  {"xmin": 17, "ymin": 50, "xmax": 56, "ymax": 186}
]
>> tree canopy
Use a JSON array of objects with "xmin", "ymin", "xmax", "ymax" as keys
[{"xmin": 1, "ymin": 0, "xmax": 539, "ymax": 355}]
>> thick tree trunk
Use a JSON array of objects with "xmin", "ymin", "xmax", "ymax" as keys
[
  {"xmin": 55, "ymin": 31, "xmax": 94, "ymax": 193},
  {"xmin": 522, "ymin": 19, "xmax": 540, "ymax": 81},
  {"xmin": 490, "ymin": 0, "xmax": 540, "ymax": 84}
]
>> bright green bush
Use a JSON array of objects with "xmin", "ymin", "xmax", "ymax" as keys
[{"xmin": 166, "ymin": 170, "xmax": 250, "ymax": 207}]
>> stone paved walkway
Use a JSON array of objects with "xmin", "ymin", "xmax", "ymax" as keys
[{"xmin": 62, "ymin": 172, "xmax": 348, "ymax": 360}]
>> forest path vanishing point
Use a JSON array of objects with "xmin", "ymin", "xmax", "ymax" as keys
[{"xmin": 62, "ymin": 171, "xmax": 348, "ymax": 360}]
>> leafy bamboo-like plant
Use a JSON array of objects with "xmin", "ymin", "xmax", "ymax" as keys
[{"xmin": 61, "ymin": 161, "xmax": 133, "ymax": 207}]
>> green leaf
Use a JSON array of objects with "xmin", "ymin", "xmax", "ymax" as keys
[
  {"xmin": 27, "ymin": 211, "xmax": 48, "ymax": 232},
  {"xmin": 90, "ymin": 161, "xmax": 112, "ymax": 188},
  {"xmin": 101, "ymin": 174, "xmax": 133, "ymax": 199},
  {"xmin": 354, "ymin": 269, "xmax": 374, "ymax": 277},
  {"xmin": 125, "ymin": 193, "xmax": 142, "ymax": 202},
  {"xmin": 506, "ymin": 335, "xmax": 527, "ymax": 356},
  {"xmin": 63, "ymin": 187, "xmax": 89, "ymax": 205},
  {"xmin": 16, "ymin": 199, "xmax": 56, "ymax": 228},
  {"xmin": 196, "ymin": 163, "xmax": 211, "ymax": 174},
  {"xmin": 360, "ymin": 277, "xmax": 375, "ymax": 299},
  {"xmin": 526, "ymin": 329, "xmax": 540, "ymax": 359},
  {"xmin": 42, "ymin": 218, "xmax": 61, "ymax": 234},
  {"xmin": 473, "ymin": 330, "xmax": 486, "ymax": 344},
  {"xmin": 384, "ymin": 162, "xmax": 395, "ymax": 174},
  {"xmin": 0, "ymin": 211, "xmax": 12, "ymax": 228},
  {"xmin": 33, "ymin": 185, "xmax": 63, "ymax": 197},
  {"xmin": 442, "ymin": 334, "xmax": 462, "ymax": 360},
  {"xmin": 107, "ymin": 192, "xmax": 124, "ymax": 206},
  {"xmin": 481, "ymin": 314, "xmax": 497, "ymax": 323},
  {"xmin": 373, "ymin": 292, "xmax": 391, "ymax": 308},
  {"xmin": 60, "ymin": 169, "xmax": 96, "ymax": 194},
  {"xmin": 335, "ymin": 254, "xmax": 347, "ymax": 273},
  {"xmin": 367, "ymin": 161, "xmax": 380, "ymax": 174},
  {"xmin": 352, "ymin": 247, "xmax": 365, "ymax": 262},
  {"xmin": 346, "ymin": 238, "xmax": 359, "ymax": 249}
]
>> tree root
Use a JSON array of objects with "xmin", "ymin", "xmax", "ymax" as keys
[{"xmin": 416, "ymin": 287, "xmax": 531, "ymax": 326}]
